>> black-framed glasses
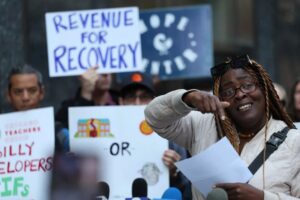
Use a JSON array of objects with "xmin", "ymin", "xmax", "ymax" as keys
[
  {"xmin": 220, "ymin": 82, "xmax": 257, "ymax": 100},
  {"xmin": 210, "ymin": 54, "xmax": 253, "ymax": 78}
]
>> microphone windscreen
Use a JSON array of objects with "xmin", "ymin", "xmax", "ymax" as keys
[
  {"xmin": 132, "ymin": 178, "xmax": 148, "ymax": 197},
  {"xmin": 97, "ymin": 181, "xmax": 110, "ymax": 199},
  {"xmin": 207, "ymin": 188, "xmax": 228, "ymax": 200},
  {"xmin": 161, "ymin": 187, "xmax": 182, "ymax": 200}
]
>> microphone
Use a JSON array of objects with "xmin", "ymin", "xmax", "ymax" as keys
[
  {"xmin": 96, "ymin": 181, "xmax": 109, "ymax": 200},
  {"xmin": 132, "ymin": 178, "xmax": 148, "ymax": 198},
  {"xmin": 161, "ymin": 187, "xmax": 182, "ymax": 200},
  {"xmin": 206, "ymin": 188, "xmax": 228, "ymax": 200}
]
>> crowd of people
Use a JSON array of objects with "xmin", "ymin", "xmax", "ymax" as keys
[
  {"xmin": 4, "ymin": 63, "xmax": 192, "ymax": 198},
  {"xmin": 3, "ymin": 55, "xmax": 300, "ymax": 199}
]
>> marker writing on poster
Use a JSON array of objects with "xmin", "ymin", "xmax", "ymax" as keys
[
  {"xmin": 0, "ymin": 176, "xmax": 29, "ymax": 197},
  {"xmin": 47, "ymin": 7, "xmax": 141, "ymax": 74}
]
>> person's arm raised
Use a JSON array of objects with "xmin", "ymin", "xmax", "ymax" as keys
[{"xmin": 144, "ymin": 89, "xmax": 224, "ymax": 149}]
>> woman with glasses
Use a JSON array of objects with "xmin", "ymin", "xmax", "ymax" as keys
[{"xmin": 145, "ymin": 55, "xmax": 300, "ymax": 200}]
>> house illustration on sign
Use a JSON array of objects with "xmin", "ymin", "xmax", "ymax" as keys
[{"xmin": 75, "ymin": 118, "xmax": 114, "ymax": 138}]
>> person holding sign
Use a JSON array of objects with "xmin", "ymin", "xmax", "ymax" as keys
[
  {"xmin": 145, "ymin": 55, "xmax": 300, "ymax": 200},
  {"xmin": 119, "ymin": 72, "xmax": 191, "ymax": 199},
  {"xmin": 55, "ymin": 66, "xmax": 119, "ymax": 128},
  {"xmin": 6, "ymin": 64, "xmax": 45, "ymax": 111},
  {"xmin": 6, "ymin": 64, "xmax": 69, "ymax": 153},
  {"xmin": 2, "ymin": 66, "xmax": 55, "ymax": 200}
]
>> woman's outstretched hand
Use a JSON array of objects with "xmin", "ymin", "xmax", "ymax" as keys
[{"xmin": 182, "ymin": 90, "xmax": 230, "ymax": 120}]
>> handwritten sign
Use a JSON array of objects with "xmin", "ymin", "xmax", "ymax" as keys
[
  {"xmin": 69, "ymin": 106, "xmax": 169, "ymax": 199},
  {"xmin": 45, "ymin": 7, "xmax": 142, "ymax": 77},
  {"xmin": 0, "ymin": 107, "xmax": 55, "ymax": 200}
]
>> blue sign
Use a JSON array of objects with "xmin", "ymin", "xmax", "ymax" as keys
[{"xmin": 140, "ymin": 5, "xmax": 213, "ymax": 80}]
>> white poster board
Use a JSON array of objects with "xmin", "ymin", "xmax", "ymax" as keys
[
  {"xmin": 0, "ymin": 107, "xmax": 55, "ymax": 200},
  {"xmin": 45, "ymin": 7, "xmax": 142, "ymax": 77},
  {"xmin": 69, "ymin": 106, "xmax": 169, "ymax": 199}
]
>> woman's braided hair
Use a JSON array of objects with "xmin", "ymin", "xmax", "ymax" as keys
[{"xmin": 212, "ymin": 60, "xmax": 295, "ymax": 151}]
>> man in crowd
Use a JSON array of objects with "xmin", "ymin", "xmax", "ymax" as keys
[
  {"xmin": 56, "ymin": 66, "xmax": 118, "ymax": 128},
  {"xmin": 119, "ymin": 72, "xmax": 191, "ymax": 198},
  {"xmin": 6, "ymin": 64, "xmax": 44, "ymax": 111},
  {"xmin": 6, "ymin": 64, "xmax": 68, "ymax": 152}
]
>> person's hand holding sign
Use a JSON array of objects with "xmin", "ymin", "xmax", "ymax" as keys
[{"xmin": 79, "ymin": 66, "xmax": 99, "ymax": 100}]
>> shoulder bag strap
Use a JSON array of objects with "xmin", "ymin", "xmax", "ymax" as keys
[{"xmin": 248, "ymin": 126, "xmax": 290, "ymax": 175}]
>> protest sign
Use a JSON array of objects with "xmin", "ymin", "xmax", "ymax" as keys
[
  {"xmin": 45, "ymin": 7, "xmax": 142, "ymax": 77},
  {"xmin": 69, "ymin": 106, "xmax": 169, "ymax": 199},
  {"xmin": 0, "ymin": 107, "xmax": 55, "ymax": 200},
  {"xmin": 140, "ymin": 5, "xmax": 213, "ymax": 80}
]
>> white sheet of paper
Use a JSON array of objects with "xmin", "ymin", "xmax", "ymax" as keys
[
  {"xmin": 175, "ymin": 137, "xmax": 253, "ymax": 197},
  {"xmin": 294, "ymin": 122, "xmax": 300, "ymax": 129}
]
